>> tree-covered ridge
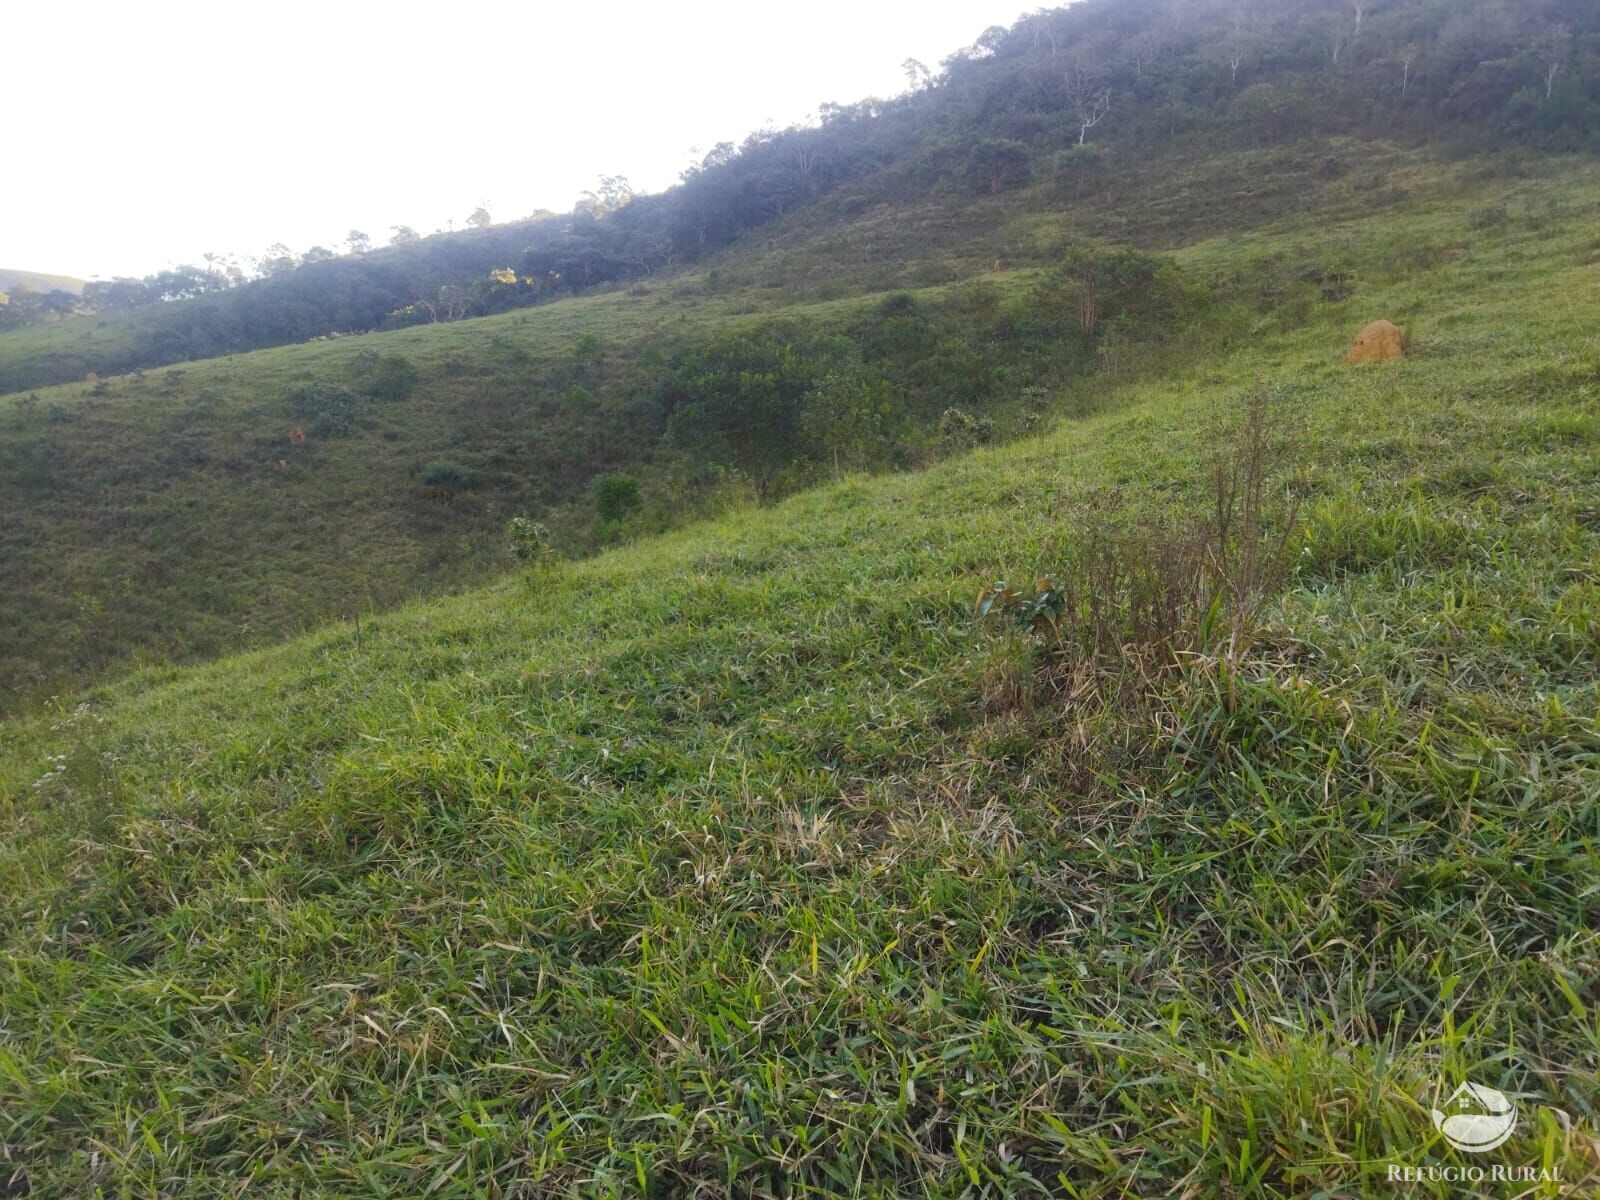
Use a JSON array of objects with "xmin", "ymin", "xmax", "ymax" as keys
[{"xmin": 2, "ymin": 0, "xmax": 1593, "ymax": 392}]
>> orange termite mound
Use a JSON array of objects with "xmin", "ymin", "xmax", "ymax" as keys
[{"xmin": 1346, "ymin": 320, "xmax": 1407, "ymax": 364}]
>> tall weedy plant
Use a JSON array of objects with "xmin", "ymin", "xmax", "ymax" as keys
[{"xmin": 978, "ymin": 385, "xmax": 1301, "ymax": 701}]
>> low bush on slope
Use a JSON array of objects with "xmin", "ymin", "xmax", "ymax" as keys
[{"xmin": 1, "ymin": 222, "xmax": 1596, "ymax": 1194}]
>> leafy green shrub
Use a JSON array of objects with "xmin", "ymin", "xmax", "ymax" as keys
[
  {"xmin": 1039, "ymin": 244, "xmax": 1203, "ymax": 337},
  {"xmin": 592, "ymin": 473, "xmax": 642, "ymax": 522},
  {"xmin": 420, "ymin": 459, "xmax": 476, "ymax": 493},
  {"xmin": 875, "ymin": 292, "xmax": 919, "ymax": 319},
  {"xmin": 1230, "ymin": 83, "xmax": 1315, "ymax": 145},
  {"xmin": 945, "ymin": 282, "xmax": 1002, "ymax": 320},
  {"xmin": 1051, "ymin": 144, "xmax": 1106, "ymax": 198},
  {"xmin": 966, "ymin": 138, "xmax": 1031, "ymax": 195},
  {"xmin": 802, "ymin": 368, "xmax": 895, "ymax": 476},
  {"xmin": 1054, "ymin": 143, "xmax": 1105, "ymax": 173},
  {"xmin": 505, "ymin": 516, "xmax": 556, "ymax": 570},
  {"xmin": 938, "ymin": 407, "xmax": 992, "ymax": 453},
  {"xmin": 287, "ymin": 382, "xmax": 362, "ymax": 437},
  {"xmin": 659, "ymin": 323, "xmax": 854, "ymax": 498},
  {"xmin": 859, "ymin": 295, "xmax": 934, "ymax": 362},
  {"xmin": 363, "ymin": 354, "xmax": 419, "ymax": 402}
]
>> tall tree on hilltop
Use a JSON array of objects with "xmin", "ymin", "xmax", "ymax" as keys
[{"xmin": 1065, "ymin": 60, "xmax": 1112, "ymax": 144}]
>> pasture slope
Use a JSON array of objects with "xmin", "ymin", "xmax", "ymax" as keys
[
  {"xmin": 0, "ymin": 146, "xmax": 1585, "ymax": 710},
  {"xmin": 1, "ymin": 155, "xmax": 1598, "ymax": 1195}
]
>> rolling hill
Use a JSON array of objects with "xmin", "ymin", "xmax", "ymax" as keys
[
  {"xmin": 1, "ymin": 140, "xmax": 1593, "ymax": 708},
  {"xmin": 2, "ymin": 0, "xmax": 1599, "ymax": 1194},
  {"xmin": 0, "ymin": 268, "xmax": 85, "ymax": 296},
  {"xmin": 3, "ymin": 173, "xmax": 1597, "ymax": 1192},
  {"xmin": 0, "ymin": 140, "xmax": 1327, "ymax": 697},
  {"xmin": 2, "ymin": 0, "xmax": 1594, "ymax": 711}
]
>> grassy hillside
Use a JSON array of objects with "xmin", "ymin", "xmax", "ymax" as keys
[
  {"xmin": 0, "ymin": 131, "xmax": 1429, "ymax": 397},
  {"xmin": 0, "ymin": 217, "xmax": 569, "ymax": 395},
  {"xmin": 1, "ymin": 149, "xmax": 1596, "ymax": 1195},
  {"xmin": 1, "ymin": 143, "xmax": 1587, "ymax": 707},
  {"xmin": 0, "ymin": 268, "xmax": 84, "ymax": 295},
  {"xmin": 0, "ymin": 134, "xmax": 1359, "ymax": 396}
]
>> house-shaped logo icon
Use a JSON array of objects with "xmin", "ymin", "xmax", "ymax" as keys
[{"xmin": 1431, "ymin": 1081, "xmax": 1517, "ymax": 1153}]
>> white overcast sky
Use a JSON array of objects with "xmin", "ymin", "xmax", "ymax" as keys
[{"xmin": 4, "ymin": 1, "xmax": 1029, "ymax": 281}]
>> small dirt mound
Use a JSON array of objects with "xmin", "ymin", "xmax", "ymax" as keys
[{"xmin": 1347, "ymin": 320, "xmax": 1407, "ymax": 364}]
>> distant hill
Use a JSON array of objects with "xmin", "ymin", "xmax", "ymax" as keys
[
  {"xmin": 0, "ymin": 0, "xmax": 1595, "ymax": 394},
  {"xmin": 0, "ymin": 268, "xmax": 84, "ymax": 296}
]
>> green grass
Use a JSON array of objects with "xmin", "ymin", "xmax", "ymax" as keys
[{"xmin": 2, "ymin": 159, "xmax": 1597, "ymax": 1194}]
